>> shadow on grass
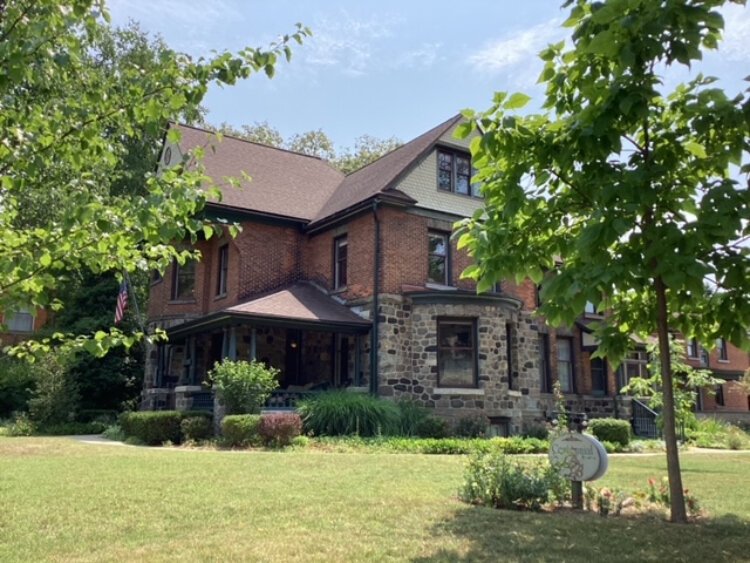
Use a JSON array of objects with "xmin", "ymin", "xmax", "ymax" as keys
[{"xmin": 414, "ymin": 505, "xmax": 750, "ymax": 562}]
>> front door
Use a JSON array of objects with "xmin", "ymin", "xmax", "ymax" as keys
[{"xmin": 591, "ymin": 357, "xmax": 607, "ymax": 396}]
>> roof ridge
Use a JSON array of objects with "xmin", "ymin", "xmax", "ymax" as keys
[
  {"xmin": 174, "ymin": 122, "xmax": 344, "ymax": 170},
  {"xmin": 344, "ymin": 113, "xmax": 463, "ymax": 178}
]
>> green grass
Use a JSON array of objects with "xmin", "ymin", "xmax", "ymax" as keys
[{"xmin": 0, "ymin": 437, "xmax": 749, "ymax": 562}]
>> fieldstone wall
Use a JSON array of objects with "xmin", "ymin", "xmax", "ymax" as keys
[{"xmin": 375, "ymin": 294, "xmax": 546, "ymax": 433}]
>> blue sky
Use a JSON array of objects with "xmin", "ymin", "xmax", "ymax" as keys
[{"xmin": 108, "ymin": 1, "xmax": 750, "ymax": 150}]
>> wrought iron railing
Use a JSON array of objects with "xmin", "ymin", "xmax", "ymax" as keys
[
  {"xmin": 632, "ymin": 398, "xmax": 660, "ymax": 439},
  {"xmin": 191, "ymin": 391, "xmax": 215, "ymax": 411},
  {"xmin": 264, "ymin": 390, "xmax": 318, "ymax": 410}
]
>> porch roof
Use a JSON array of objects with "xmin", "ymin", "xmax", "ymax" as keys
[{"xmin": 168, "ymin": 283, "xmax": 371, "ymax": 337}]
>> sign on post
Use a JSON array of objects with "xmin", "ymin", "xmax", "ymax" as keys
[{"xmin": 549, "ymin": 432, "xmax": 608, "ymax": 508}]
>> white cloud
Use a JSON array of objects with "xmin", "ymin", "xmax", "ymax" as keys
[
  {"xmin": 719, "ymin": 4, "xmax": 750, "ymax": 62},
  {"xmin": 303, "ymin": 12, "xmax": 402, "ymax": 77},
  {"xmin": 393, "ymin": 42, "xmax": 442, "ymax": 70},
  {"xmin": 467, "ymin": 18, "xmax": 565, "ymax": 75}
]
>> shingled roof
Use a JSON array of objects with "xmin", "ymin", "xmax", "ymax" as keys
[
  {"xmin": 174, "ymin": 124, "xmax": 344, "ymax": 221},
  {"xmin": 170, "ymin": 114, "xmax": 462, "ymax": 224}
]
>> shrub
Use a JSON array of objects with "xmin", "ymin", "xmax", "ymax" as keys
[
  {"xmin": 208, "ymin": 360, "xmax": 279, "ymax": 415},
  {"xmin": 181, "ymin": 416, "xmax": 213, "ymax": 441},
  {"xmin": 102, "ymin": 424, "xmax": 126, "ymax": 441},
  {"xmin": 589, "ymin": 418, "xmax": 631, "ymax": 447},
  {"xmin": 78, "ymin": 409, "xmax": 119, "ymax": 424},
  {"xmin": 7, "ymin": 413, "xmax": 35, "ymax": 436},
  {"xmin": 395, "ymin": 398, "xmax": 429, "ymax": 436},
  {"xmin": 119, "ymin": 411, "xmax": 211, "ymax": 445},
  {"xmin": 454, "ymin": 414, "xmax": 487, "ymax": 438},
  {"xmin": 291, "ymin": 435, "xmax": 310, "ymax": 448},
  {"xmin": 259, "ymin": 413, "xmax": 302, "ymax": 447},
  {"xmin": 415, "ymin": 416, "xmax": 450, "ymax": 439},
  {"xmin": 27, "ymin": 353, "xmax": 80, "ymax": 426},
  {"xmin": 220, "ymin": 414, "xmax": 261, "ymax": 447},
  {"xmin": 0, "ymin": 357, "xmax": 35, "ymax": 418},
  {"xmin": 522, "ymin": 424, "xmax": 550, "ymax": 440},
  {"xmin": 298, "ymin": 391, "xmax": 400, "ymax": 437},
  {"xmin": 460, "ymin": 453, "xmax": 554, "ymax": 510}
]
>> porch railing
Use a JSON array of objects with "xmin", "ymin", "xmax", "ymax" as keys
[
  {"xmin": 191, "ymin": 391, "xmax": 215, "ymax": 412},
  {"xmin": 264, "ymin": 390, "xmax": 318, "ymax": 410},
  {"xmin": 632, "ymin": 398, "xmax": 660, "ymax": 439}
]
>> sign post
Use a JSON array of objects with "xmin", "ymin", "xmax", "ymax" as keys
[{"xmin": 548, "ymin": 412, "xmax": 608, "ymax": 510}]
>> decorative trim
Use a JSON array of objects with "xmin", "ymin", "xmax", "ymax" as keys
[
  {"xmin": 409, "ymin": 291, "xmax": 522, "ymax": 310},
  {"xmin": 433, "ymin": 387, "xmax": 485, "ymax": 395},
  {"xmin": 174, "ymin": 386, "xmax": 203, "ymax": 393}
]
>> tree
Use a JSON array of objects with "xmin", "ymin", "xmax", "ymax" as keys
[
  {"xmin": 336, "ymin": 134, "xmax": 402, "ymax": 174},
  {"xmin": 214, "ymin": 121, "xmax": 285, "ymax": 148},
  {"xmin": 287, "ymin": 129, "xmax": 337, "ymax": 160},
  {"xmin": 622, "ymin": 336, "xmax": 723, "ymax": 431},
  {"xmin": 456, "ymin": 0, "xmax": 749, "ymax": 522},
  {"xmin": 0, "ymin": 0, "xmax": 309, "ymax": 356}
]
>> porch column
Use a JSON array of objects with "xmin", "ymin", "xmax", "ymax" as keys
[
  {"xmin": 354, "ymin": 335, "xmax": 362, "ymax": 387},
  {"xmin": 250, "ymin": 328, "xmax": 257, "ymax": 360},
  {"xmin": 228, "ymin": 326, "xmax": 237, "ymax": 360},
  {"xmin": 188, "ymin": 336, "xmax": 196, "ymax": 385}
]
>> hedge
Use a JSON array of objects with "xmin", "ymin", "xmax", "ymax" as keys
[
  {"xmin": 221, "ymin": 414, "xmax": 261, "ymax": 447},
  {"xmin": 589, "ymin": 418, "xmax": 632, "ymax": 447},
  {"xmin": 119, "ymin": 411, "xmax": 212, "ymax": 445}
]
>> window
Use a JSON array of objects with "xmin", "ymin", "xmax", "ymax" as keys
[
  {"xmin": 334, "ymin": 236, "xmax": 348, "ymax": 289},
  {"xmin": 591, "ymin": 357, "xmax": 607, "ymax": 396},
  {"xmin": 437, "ymin": 319, "xmax": 477, "ymax": 387},
  {"xmin": 437, "ymin": 149, "xmax": 478, "ymax": 197},
  {"xmin": 687, "ymin": 338, "xmax": 699, "ymax": 359},
  {"xmin": 170, "ymin": 259, "xmax": 195, "ymax": 301},
  {"xmin": 428, "ymin": 231, "xmax": 449, "ymax": 285},
  {"xmin": 151, "ymin": 270, "xmax": 163, "ymax": 285},
  {"xmin": 557, "ymin": 337, "xmax": 574, "ymax": 393},
  {"xmin": 506, "ymin": 322, "xmax": 516, "ymax": 390},
  {"xmin": 717, "ymin": 338, "xmax": 729, "ymax": 361},
  {"xmin": 5, "ymin": 309, "xmax": 34, "ymax": 333},
  {"xmin": 584, "ymin": 301, "xmax": 597, "ymax": 315},
  {"xmin": 539, "ymin": 334, "xmax": 552, "ymax": 393},
  {"xmin": 715, "ymin": 384, "xmax": 725, "ymax": 407},
  {"xmin": 216, "ymin": 244, "xmax": 229, "ymax": 296},
  {"xmin": 618, "ymin": 350, "xmax": 648, "ymax": 389}
]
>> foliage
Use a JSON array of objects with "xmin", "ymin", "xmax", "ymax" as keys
[
  {"xmin": 308, "ymin": 435, "xmax": 550, "ymax": 455},
  {"xmin": 78, "ymin": 409, "xmax": 120, "ymax": 424},
  {"xmin": 0, "ymin": 0, "xmax": 309, "ymax": 357},
  {"xmin": 622, "ymin": 337, "xmax": 724, "ymax": 429},
  {"xmin": 522, "ymin": 424, "xmax": 550, "ymax": 440},
  {"xmin": 395, "ymin": 398, "xmax": 429, "ymax": 437},
  {"xmin": 0, "ymin": 356, "xmax": 36, "ymax": 417},
  {"xmin": 258, "ymin": 413, "xmax": 303, "ymax": 448},
  {"xmin": 180, "ymin": 416, "xmax": 213, "ymax": 442},
  {"xmin": 27, "ymin": 353, "xmax": 79, "ymax": 426},
  {"xmin": 119, "ymin": 410, "xmax": 210, "ymax": 445},
  {"xmin": 35, "ymin": 421, "xmax": 107, "ymax": 436},
  {"xmin": 220, "ymin": 414, "xmax": 261, "ymax": 447},
  {"xmin": 455, "ymin": 0, "xmax": 749, "ymax": 522},
  {"xmin": 643, "ymin": 477, "xmax": 702, "ymax": 518},
  {"xmin": 102, "ymin": 424, "xmax": 126, "ymax": 442},
  {"xmin": 211, "ymin": 123, "xmax": 401, "ymax": 173},
  {"xmin": 7, "ymin": 413, "xmax": 36, "ymax": 436},
  {"xmin": 687, "ymin": 417, "xmax": 750, "ymax": 450},
  {"xmin": 459, "ymin": 453, "xmax": 555, "ymax": 510},
  {"xmin": 454, "ymin": 414, "xmax": 488, "ymax": 438},
  {"xmin": 589, "ymin": 418, "xmax": 632, "ymax": 447},
  {"xmin": 208, "ymin": 360, "xmax": 279, "ymax": 415},
  {"xmin": 415, "ymin": 416, "xmax": 451, "ymax": 439},
  {"xmin": 297, "ymin": 391, "xmax": 400, "ymax": 437}
]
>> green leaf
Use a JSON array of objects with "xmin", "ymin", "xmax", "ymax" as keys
[
  {"xmin": 684, "ymin": 141, "xmax": 707, "ymax": 159},
  {"xmin": 504, "ymin": 93, "xmax": 531, "ymax": 110},
  {"xmin": 40, "ymin": 254, "xmax": 52, "ymax": 267}
]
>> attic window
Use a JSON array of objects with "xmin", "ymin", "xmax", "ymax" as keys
[{"xmin": 437, "ymin": 148, "xmax": 479, "ymax": 197}]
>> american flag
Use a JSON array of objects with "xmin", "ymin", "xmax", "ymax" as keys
[{"xmin": 114, "ymin": 280, "xmax": 129, "ymax": 325}]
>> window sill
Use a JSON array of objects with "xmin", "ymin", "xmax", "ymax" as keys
[
  {"xmin": 168, "ymin": 299, "xmax": 197, "ymax": 305},
  {"xmin": 332, "ymin": 286, "xmax": 348, "ymax": 295},
  {"xmin": 425, "ymin": 282, "xmax": 457, "ymax": 291},
  {"xmin": 507, "ymin": 390, "xmax": 522, "ymax": 397},
  {"xmin": 214, "ymin": 293, "xmax": 227, "ymax": 301},
  {"xmin": 718, "ymin": 359, "xmax": 730, "ymax": 364},
  {"xmin": 436, "ymin": 187, "xmax": 483, "ymax": 200},
  {"xmin": 433, "ymin": 387, "xmax": 484, "ymax": 395}
]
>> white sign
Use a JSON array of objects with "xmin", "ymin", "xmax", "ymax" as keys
[{"xmin": 549, "ymin": 432, "xmax": 608, "ymax": 481}]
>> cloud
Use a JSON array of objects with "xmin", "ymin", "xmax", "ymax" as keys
[
  {"xmin": 302, "ymin": 12, "xmax": 402, "ymax": 77},
  {"xmin": 467, "ymin": 18, "xmax": 565, "ymax": 75},
  {"xmin": 393, "ymin": 42, "xmax": 442, "ymax": 70},
  {"xmin": 719, "ymin": 4, "xmax": 750, "ymax": 62}
]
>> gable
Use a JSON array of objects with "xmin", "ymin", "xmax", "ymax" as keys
[{"xmin": 392, "ymin": 121, "xmax": 483, "ymax": 218}]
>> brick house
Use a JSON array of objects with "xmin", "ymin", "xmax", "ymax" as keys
[
  {"xmin": 0, "ymin": 308, "xmax": 50, "ymax": 348},
  {"xmin": 142, "ymin": 116, "xmax": 750, "ymax": 432}
]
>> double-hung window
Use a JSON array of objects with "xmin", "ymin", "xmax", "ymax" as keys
[
  {"xmin": 5, "ymin": 308, "xmax": 34, "ymax": 333},
  {"xmin": 428, "ymin": 231, "xmax": 449, "ymax": 285},
  {"xmin": 437, "ymin": 149, "xmax": 477, "ymax": 196},
  {"xmin": 618, "ymin": 350, "xmax": 648, "ymax": 389},
  {"xmin": 334, "ymin": 236, "xmax": 348, "ymax": 289},
  {"xmin": 437, "ymin": 318, "xmax": 477, "ymax": 388},
  {"xmin": 717, "ymin": 338, "xmax": 729, "ymax": 361},
  {"xmin": 557, "ymin": 337, "xmax": 574, "ymax": 393},
  {"xmin": 687, "ymin": 338, "xmax": 699, "ymax": 359},
  {"xmin": 216, "ymin": 244, "xmax": 229, "ymax": 296},
  {"xmin": 171, "ymin": 259, "xmax": 195, "ymax": 301}
]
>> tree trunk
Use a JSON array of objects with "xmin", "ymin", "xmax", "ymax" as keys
[{"xmin": 654, "ymin": 274, "xmax": 687, "ymax": 523}]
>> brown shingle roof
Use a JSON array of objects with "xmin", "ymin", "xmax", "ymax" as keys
[
  {"xmin": 174, "ymin": 124, "xmax": 345, "ymax": 221},
  {"xmin": 309, "ymin": 114, "xmax": 463, "ymax": 224},
  {"xmin": 226, "ymin": 283, "xmax": 370, "ymax": 327}
]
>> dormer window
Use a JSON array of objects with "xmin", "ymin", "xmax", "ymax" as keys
[{"xmin": 437, "ymin": 148, "xmax": 478, "ymax": 197}]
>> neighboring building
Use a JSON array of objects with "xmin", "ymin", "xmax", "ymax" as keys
[
  {"xmin": 142, "ymin": 116, "xmax": 750, "ymax": 432},
  {"xmin": 0, "ymin": 308, "xmax": 50, "ymax": 347}
]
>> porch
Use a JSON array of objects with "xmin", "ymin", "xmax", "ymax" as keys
[{"xmin": 143, "ymin": 283, "xmax": 371, "ymax": 411}]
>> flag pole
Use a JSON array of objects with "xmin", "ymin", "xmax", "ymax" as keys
[{"xmin": 123, "ymin": 271, "xmax": 145, "ymax": 332}]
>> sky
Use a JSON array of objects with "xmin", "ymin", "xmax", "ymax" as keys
[{"xmin": 107, "ymin": 0, "xmax": 750, "ymax": 151}]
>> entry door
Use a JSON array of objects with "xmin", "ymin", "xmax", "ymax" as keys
[{"xmin": 591, "ymin": 357, "xmax": 607, "ymax": 396}]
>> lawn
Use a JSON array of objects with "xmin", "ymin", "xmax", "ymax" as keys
[{"xmin": 0, "ymin": 438, "xmax": 749, "ymax": 562}]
